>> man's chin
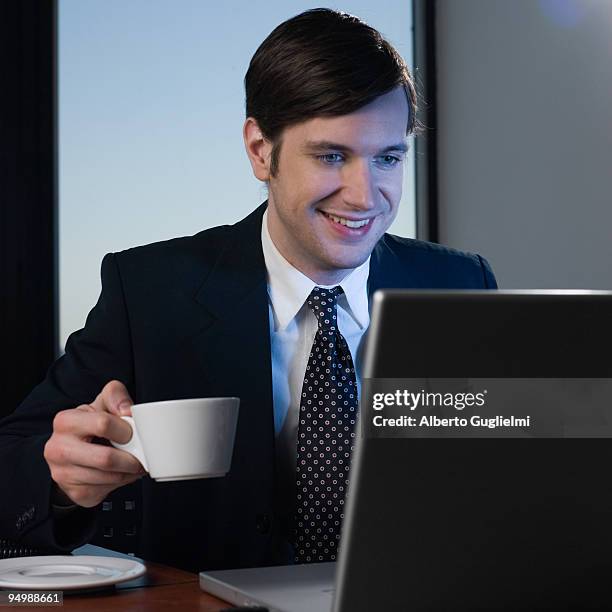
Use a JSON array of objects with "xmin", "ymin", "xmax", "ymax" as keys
[{"xmin": 325, "ymin": 253, "xmax": 371, "ymax": 273}]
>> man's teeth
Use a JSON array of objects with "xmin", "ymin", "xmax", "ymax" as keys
[{"xmin": 324, "ymin": 212, "xmax": 370, "ymax": 228}]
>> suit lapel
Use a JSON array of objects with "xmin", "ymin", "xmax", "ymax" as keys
[{"xmin": 189, "ymin": 204, "xmax": 275, "ymax": 485}]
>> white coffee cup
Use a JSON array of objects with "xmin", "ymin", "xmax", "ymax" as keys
[{"xmin": 111, "ymin": 397, "xmax": 239, "ymax": 482}]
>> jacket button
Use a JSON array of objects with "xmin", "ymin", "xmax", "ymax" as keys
[{"xmin": 255, "ymin": 513, "xmax": 271, "ymax": 535}]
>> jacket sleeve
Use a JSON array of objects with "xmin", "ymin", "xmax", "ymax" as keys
[{"xmin": 0, "ymin": 252, "xmax": 135, "ymax": 551}]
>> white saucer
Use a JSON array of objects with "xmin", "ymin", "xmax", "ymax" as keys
[{"xmin": 0, "ymin": 555, "xmax": 146, "ymax": 590}]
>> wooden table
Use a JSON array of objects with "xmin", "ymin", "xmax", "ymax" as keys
[{"xmin": 59, "ymin": 560, "xmax": 231, "ymax": 611}]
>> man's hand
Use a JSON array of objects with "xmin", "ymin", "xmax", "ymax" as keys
[{"xmin": 44, "ymin": 380, "xmax": 145, "ymax": 508}]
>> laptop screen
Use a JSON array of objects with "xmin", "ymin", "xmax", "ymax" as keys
[{"xmin": 334, "ymin": 290, "xmax": 612, "ymax": 611}]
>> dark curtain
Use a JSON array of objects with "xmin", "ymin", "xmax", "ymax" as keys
[{"xmin": 0, "ymin": 0, "xmax": 57, "ymax": 417}]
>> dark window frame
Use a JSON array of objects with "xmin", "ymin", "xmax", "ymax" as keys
[
  {"xmin": 413, "ymin": 0, "xmax": 439, "ymax": 243},
  {"xmin": 0, "ymin": 0, "xmax": 58, "ymax": 417}
]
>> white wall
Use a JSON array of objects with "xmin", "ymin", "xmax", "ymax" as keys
[
  {"xmin": 436, "ymin": 0, "xmax": 612, "ymax": 289},
  {"xmin": 59, "ymin": 0, "xmax": 415, "ymax": 351}
]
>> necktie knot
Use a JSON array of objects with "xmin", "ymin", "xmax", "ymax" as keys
[{"xmin": 306, "ymin": 286, "xmax": 343, "ymax": 332}]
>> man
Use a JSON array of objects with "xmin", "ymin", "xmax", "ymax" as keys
[{"xmin": 0, "ymin": 8, "xmax": 496, "ymax": 572}]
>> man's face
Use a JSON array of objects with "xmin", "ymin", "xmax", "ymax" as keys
[{"xmin": 248, "ymin": 86, "xmax": 410, "ymax": 285}]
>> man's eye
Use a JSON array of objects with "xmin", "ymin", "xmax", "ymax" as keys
[
  {"xmin": 317, "ymin": 153, "xmax": 344, "ymax": 164},
  {"xmin": 377, "ymin": 155, "xmax": 402, "ymax": 167}
]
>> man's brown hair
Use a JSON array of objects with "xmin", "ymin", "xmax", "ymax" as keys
[{"xmin": 244, "ymin": 8, "xmax": 417, "ymax": 177}]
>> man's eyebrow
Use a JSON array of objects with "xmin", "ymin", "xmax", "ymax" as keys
[{"xmin": 302, "ymin": 140, "xmax": 409, "ymax": 154}]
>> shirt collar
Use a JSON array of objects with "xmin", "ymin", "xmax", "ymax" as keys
[{"xmin": 261, "ymin": 209, "xmax": 370, "ymax": 331}]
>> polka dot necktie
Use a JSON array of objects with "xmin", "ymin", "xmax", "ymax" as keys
[{"xmin": 293, "ymin": 286, "xmax": 358, "ymax": 563}]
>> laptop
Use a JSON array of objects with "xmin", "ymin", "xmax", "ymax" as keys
[{"xmin": 200, "ymin": 290, "xmax": 612, "ymax": 611}]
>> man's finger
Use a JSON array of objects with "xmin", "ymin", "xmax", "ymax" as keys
[
  {"xmin": 91, "ymin": 379, "xmax": 133, "ymax": 416},
  {"xmin": 53, "ymin": 409, "xmax": 134, "ymax": 445},
  {"xmin": 59, "ymin": 465, "xmax": 144, "ymax": 487},
  {"xmin": 51, "ymin": 435, "xmax": 144, "ymax": 474}
]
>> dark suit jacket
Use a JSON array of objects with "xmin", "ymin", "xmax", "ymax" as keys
[{"xmin": 0, "ymin": 203, "xmax": 496, "ymax": 572}]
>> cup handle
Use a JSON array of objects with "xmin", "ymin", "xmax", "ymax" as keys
[{"xmin": 110, "ymin": 416, "xmax": 149, "ymax": 473}]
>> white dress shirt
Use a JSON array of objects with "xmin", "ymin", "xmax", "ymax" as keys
[{"xmin": 260, "ymin": 210, "xmax": 370, "ymax": 499}]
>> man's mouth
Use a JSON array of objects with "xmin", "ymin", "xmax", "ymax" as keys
[{"xmin": 321, "ymin": 211, "xmax": 372, "ymax": 229}]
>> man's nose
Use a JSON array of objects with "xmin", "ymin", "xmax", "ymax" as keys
[{"xmin": 341, "ymin": 159, "xmax": 376, "ymax": 211}]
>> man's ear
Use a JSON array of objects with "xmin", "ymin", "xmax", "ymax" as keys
[{"xmin": 243, "ymin": 117, "xmax": 272, "ymax": 181}]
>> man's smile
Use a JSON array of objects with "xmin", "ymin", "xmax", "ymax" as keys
[
  {"xmin": 320, "ymin": 211, "xmax": 373, "ymax": 228},
  {"xmin": 318, "ymin": 209, "xmax": 376, "ymax": 238}
]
